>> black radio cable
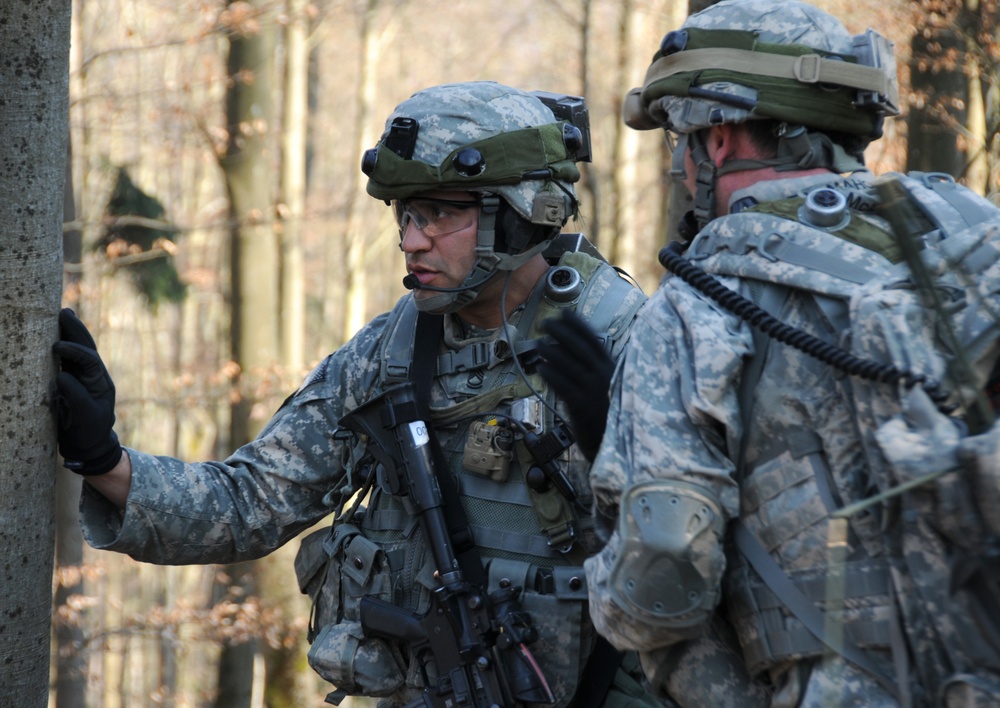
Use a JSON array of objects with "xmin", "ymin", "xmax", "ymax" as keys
[{"xmin": 658, "ymin": 240, "xmax": 952, "ymax": 410}]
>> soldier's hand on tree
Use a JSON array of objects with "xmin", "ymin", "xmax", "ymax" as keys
[
  {"xmin": 53, "ymin": 308, "xmax": 123, "ymax": 476},
  {"xmin": 537, "ymin": 311, "xmax": 615, "ymax": 462}
]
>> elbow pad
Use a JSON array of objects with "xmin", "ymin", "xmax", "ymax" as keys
[{"xmin": 607, "ymin": 479, "xmax": 725, "ymax": 640}]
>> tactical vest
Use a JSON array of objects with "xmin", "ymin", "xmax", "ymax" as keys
[
  {"xmin": 674, "ymin": 172, "xmax": 1000, "ymax": 706},
  {"xmin": 296, "ymin": 249, "xmax": 646, "ymax": 707}
]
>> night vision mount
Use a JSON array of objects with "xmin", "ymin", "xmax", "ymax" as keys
[{"xmin": 531, "ymin": 90, "xmax": 593, "ymax": 164}]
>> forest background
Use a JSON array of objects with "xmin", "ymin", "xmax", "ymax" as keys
[{"xmin": 9, "ymin": 0, "xmax": 998, "ymax": 706}]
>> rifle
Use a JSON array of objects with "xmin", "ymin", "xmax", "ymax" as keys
[{"xmin": 339, "ymin": 382, "xmax": 555, "ymax": 708}]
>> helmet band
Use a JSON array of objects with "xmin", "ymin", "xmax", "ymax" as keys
[{"xmin": 365, "ymin": 123, "xmax": 581, "ymax": 201}]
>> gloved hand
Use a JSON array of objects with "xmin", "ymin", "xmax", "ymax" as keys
[
  {"xmin": 53, "ymin": 308, "xmax": 123, "ymax": 475},
  {"xmin": 537, "ymin": 311, "xmax": 615, "ymax": 462}
]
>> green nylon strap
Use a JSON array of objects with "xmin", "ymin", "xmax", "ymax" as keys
[
  {"xmin": 733, "ymin": 521, "xmax": 901, "ymax": 699},
  {"xmin": 367, "ymin": 123, "xmax": 580, "ymax": 200},
  {"xmin": 644, "ymin": 47, "xmax": 889, "ymax": 97},
  {"xmin": 743, "ymin": 197, "xmax": 903, "ymax": 264},
  {"xmin": 639, "ymin": 28, "xmax": 892, "ymax": 136},
  {"xmin": 427, "ymin": 380, "xmax": 536, "ymax": 426},
  {"xmin": 652, "ymin": 28, "xmax": 853, "ymax": 61}
]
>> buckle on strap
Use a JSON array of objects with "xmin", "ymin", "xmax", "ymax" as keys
[
  {"xmin": 437, "ymin": 341, "xmax": 493, "ymax": 374},
  {"xmin": 544, "ymin": 521, "xmax": 576, "ymax": 554},
  {"xmin": 793, "ymin": 54, "xmax": 823, "ymax": 84}
]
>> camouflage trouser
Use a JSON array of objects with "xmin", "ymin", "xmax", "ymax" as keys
[
  {"xmin": 767, "ymin": 656, "xmax": 897, "ymax": 708},
  {"xmin": 598, "ymin": 652, "xmax": 666, "ymax": 708},
  {"xmin": 638, "ymin": 623, "xmax": 771, "ymax": 708}
]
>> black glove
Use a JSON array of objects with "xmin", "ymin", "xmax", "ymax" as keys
[
  {"xmin": 537, "ymin": 311, "xmax": 615, "ymax": 462},
  {"xmin": 52, "ymin": 308, "xmax": 123, "ymax": 475}
]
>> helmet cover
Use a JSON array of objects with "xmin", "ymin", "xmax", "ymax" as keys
[
  {"xmin": 365, "ymin": 81, "xmax": 579, "ymax": 226},
  {"xmin": 623, "ymin": 0, "xmax": 898, "ymax": 139}
]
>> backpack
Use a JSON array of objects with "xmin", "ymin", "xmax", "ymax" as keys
[{"xmin": 661, "ymin": 172, "xmax": 1000, "ymax": 705}]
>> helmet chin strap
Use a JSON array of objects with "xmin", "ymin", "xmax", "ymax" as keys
[
  {"xmin": 412, "ymin": 193, "xmax": 558, "ymax": 315},
  {"xmin": 686, "ymin": 131, "xmax": 717, "ymax": 231},
  {"xmin": 413, "ymin": 196, "xmax": 503, "ymax": 314}
]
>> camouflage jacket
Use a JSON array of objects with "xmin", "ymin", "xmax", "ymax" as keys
[
  {"xmin": 80, "ymin": 251, "xmax": 649, "ymax": 708},
  {"xmin": 586, "ymin": 170, "xmax": 1000, "ymax": 707}
]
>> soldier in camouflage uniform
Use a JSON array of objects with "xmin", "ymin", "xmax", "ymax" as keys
[
  {"xmin": 583, "ymin": 1, "xmax": 1000, "ymax": 706},
  {"xmin": 54, "ymin": 80, "xmax": 673, "ymax": 708}
]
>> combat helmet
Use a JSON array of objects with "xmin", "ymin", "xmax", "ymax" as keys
[
  {"xmin": 362, "ymin": 81, "xmax": 588, "ymax": 313},
  {"xmin": 623, "ymin": 0, "xmax": 899, "ymax": 228}
]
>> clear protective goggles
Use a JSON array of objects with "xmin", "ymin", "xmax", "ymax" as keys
[{"xmin": 393, "ymin": 196, "xmax": 480, "ymax": 239}]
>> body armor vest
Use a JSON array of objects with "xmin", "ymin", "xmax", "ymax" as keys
[{"xmin": 297, "ymin": 248, "xmax": 646, "ymax": 707}]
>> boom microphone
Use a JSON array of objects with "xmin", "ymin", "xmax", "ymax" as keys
[
  {"xmin": 403, "ymin": 274, "xmax": 476, "ymax": 292},
  {"xmin": 402, "ymin": 272, "xmax": 499, "ymax": 292}
]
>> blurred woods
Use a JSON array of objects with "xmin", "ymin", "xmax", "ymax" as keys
[{"xmin": 49, "ymin": 0, "xmax": 998, "ymax": 706}]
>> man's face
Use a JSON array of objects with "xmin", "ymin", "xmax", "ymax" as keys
[{"xmin": 397, "ymin": 190, "xmax": 481, "ymax": 305}]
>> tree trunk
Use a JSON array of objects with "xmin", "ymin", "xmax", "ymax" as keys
[
  {"xmin": 0, "ymin": 0, "xmax": 70, "ymax": 704},
  {"xmin": 906, "ymin": 0, "xmax": 970, "ymax": 179},
  {"xmin": 217, "ymin": 2, "xmax": 279, "ymax": 705},
  {"xmin": 279, "ymin": 0, "xmax": 310, "ymax": 371},
  {"xmin": 260, "ymin": 4, "xmax": 316, "ymax": 703},
  {"xmin": 686, "ymin": 0, "xmax": 719, "ymax": 15},
  {"xmin": 222, "ymin": 0, "xmax": 280, "ymax": 449},
  {"xmin": 341, "ymin": 0, "xmax": 377, "ymax": 343},
  {"xmin": 575, "ymin": 0, "xmax": 601, "ymax": 247},
  {"xmin": 607, "ymin": 0, "xmax": 633, "ymax": 267},
  {"xmin": 329, "ymin": 0, "xmax": 389, "ymax": 345}
]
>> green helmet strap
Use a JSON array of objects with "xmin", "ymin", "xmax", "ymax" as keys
[
  {"xmin": 366, "ymin": 123, "xmax": 581, "ymax": 201},
  {"xmin": 637, "ymin": 28, "xmax": 898, "ymax": 137}
]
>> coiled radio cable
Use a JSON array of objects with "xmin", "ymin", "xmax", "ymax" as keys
[{"xmin": 658, "ymin": 240, "xmax": 952, "ymax": 410}]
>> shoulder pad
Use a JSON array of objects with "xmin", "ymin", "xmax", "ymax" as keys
[{"xmin": 687, "ymin": 210, "xmax": 893, "ymax": 299}]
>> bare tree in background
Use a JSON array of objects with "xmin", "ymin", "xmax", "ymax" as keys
[
  {"xmin": 0, "ymin": 0, "xmax": 71, "ymax": 704},
  {"xmin": 330, "ymin": 0, "xmax": 396, "ymax": 345},
  {"xmin": 216, "ymin": 1, "xmax": 280, "ymax": 705},
  {"xmin": 279, "ymin": 0, "xmax": 312, "ymax": 372},
  {"xmin": 906, "ymin": 0, "xmax": 999, "ymax": 195}
]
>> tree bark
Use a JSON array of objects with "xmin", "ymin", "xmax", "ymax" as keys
[
  {"xmin": 0, "ymin": 0, "xmax": 71, "ymax": 704},
  {"xmin": 338, "ymin": 0, "xmax": 383, "ymax": 344},
  {"xmin": 217, "ymin": 1, "xmax": 279, "ymax": 705},
  {"xmin": 221, "ymin": 0, "xmax": 280, "ymax": 448},
  {"xmin": 279, "ymin": 0, "xmax": 310, "ymax": 371},
  {"xmin": 906, "ymin": 0, "xmax": 970, "ymax": 179}
]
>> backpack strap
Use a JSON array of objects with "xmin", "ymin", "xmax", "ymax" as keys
[{"xmin": 732, "ymin": 521, "xmax": 905, "ymax": 702}]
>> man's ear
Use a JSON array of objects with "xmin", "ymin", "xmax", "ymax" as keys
[{"xmin": 706, "ymin": 123, "xmax": 738, "ymax": 167}]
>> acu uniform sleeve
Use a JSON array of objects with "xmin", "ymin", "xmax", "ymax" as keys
[{"xmin": 79, "ymin": 314, "xmax": 390, "ymax": 565}]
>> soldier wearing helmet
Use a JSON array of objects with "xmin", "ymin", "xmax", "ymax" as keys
[
  {"xmin": 54, "ymin": 81, "xmax": 662, "ymax": 707},
  {"xmin": 585, "ymin": 1, "xmax": 1000, "ymax": 706}
]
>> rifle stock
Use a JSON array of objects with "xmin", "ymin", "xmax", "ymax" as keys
[{"xmin": 339, "ymin": 382, "xmax": 554, "ymax": 708}]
